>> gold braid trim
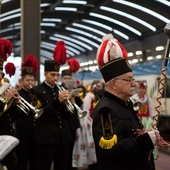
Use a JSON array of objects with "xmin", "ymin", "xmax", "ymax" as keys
[
  {"xmin": 99, "ymin": 135, "xmax": 117, "ymax": 149},
  {"xmin": 99, "ymin": 112, "xmax": 117, "ymax": 149}
]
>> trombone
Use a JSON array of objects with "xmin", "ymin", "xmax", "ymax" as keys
[
  {"xmin": 56, "ymin": 83, "xmax": 87, "ymax": 118},
  {"xmin": 16, "ymin": 95, "xmax": 44, "ymax": 119}
]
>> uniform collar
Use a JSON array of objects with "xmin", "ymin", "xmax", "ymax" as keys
[
  {"xmin": 43, "ymin": 81, "xmax": 56, "ymax": 90},
  {"xmin": 104, "ymin": 91, "xmax": 129, "ymax": 108}
]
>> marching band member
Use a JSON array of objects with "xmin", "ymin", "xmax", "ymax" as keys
[
  {"xmin": 0, "ymin": 38, "xmax": 19, "ymax": 170},
  {"xmin": 33, "ymin": 41, "xmax": 75, "ymax": 170},
  {"xmin": 91, "ymin": 34, "xmax": 160, "ymax": 170},
  {"xmin": 15, "ymin": 55, "xmax": 39, "ymax": 170},
  {"xmin": 60, "ymin": 58, "xmax": 81, "ymax": 170},
  {"xmin": 131, "ymin": 82, "xmax": 158, "ymax": 160}
]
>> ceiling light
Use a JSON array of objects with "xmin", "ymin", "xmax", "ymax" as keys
[
  {"xmin": 147, "ymin": 56, "xmax": 153, "ymax": 60},
  {"xmin": 71, "ymin": 34, "xmax": 99, "ymax": 48},
  {"xmin": 72, "ymin": 23, "xmax": 105, "ymax": 36},
  {"xmin": 41, "ymin": 30, "xmax": 46, "ymax": 34},
  {"xmin": 1, "ymin": 13, "xmax": 20, "ymax": 22},
  {"xmin": 3, "ymin": 35, "xmax": 17, "ymax": 40},
  {"xmin": 156, "ymin": 46, "xmax": 164, "ymax": 51},
  {"xmin": 156, "ymin": 0, "xmax": 170, "ymax": 7},
  {"xmin": 41, "ymin": 23, "xmax": 55, "ymax": 27},
  {"xmin": 82, "ymin": 19, "xmax": 112, "ymax": 31},
  {"xmin": 131, "ymin": 59, "xmax": 139, "ymax": 64},
  {"xmin": 156, "ymin": 55, "xmax": 162, "ymax": 59},
  {"xmin": 54, "ymin": 7, "xmax": 77, "ymax": 12},
  {"xmin": 40, "ymin": 3, "xmax": 50, "ymax": 7},
  {"xmin": 0, "ymin": 9, "xmax": 20, "ymax": 18},
  {"xmin": 65, "ymin": 46, "xmax": 80, "ymax": 55},
  {"xmin": 49, "ymin": 36, "xmax": 86, "ymax": 52},
  {"xmin": 1, "ymin": 0, "xmax": 12, "ymax": 4},
  {"xmin": 63, "ymin": 1, "xmax": 87, "ymax": 5},
  {"xmin": 51, "ymin": 35, "xmax": 92, "ymax": 50},
  {"xmin": 90, "ymin": 12, "xmax": 142, "ymax": 36},
  {"xmin": 113, "ymin": 29, "xmax": 129, "ymax": 40},
  {"xmin": 0, "ymin": 26, "xmax": 20, "ymax": 34},
  {"xmin": 42, "ymin": 18, "xmax": 62, "ymax": 22},
  {"xmin": 65, "ymin": 27, "xmax": 101, "ymax": 42},
  {"xmin": 82, "ymin": 19, "xmax": 129, "ymax": 39},
  {"xmin": 113, "ymin": 0, "xmax": 170, "ymax": 23},
  {"xmin": 128, "ymin": 52, "xmax": 134, "ymax": 57},
  {"xmin": 41, "ymin": 41, "xmax": 80, "ymax": 55},
  {"xmin": 101, "ymin": 6, "xmax": 156, "ymax": 31},
  {"xmin": 8, "ymin": 22, "xmax": 21, "ymax": 27},
  {"xmin": 135, "ymin": 51, "xmax": 142, "ymax": 55}
]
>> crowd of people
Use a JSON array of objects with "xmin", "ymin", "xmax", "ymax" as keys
[{"xmin": 0, "ymin": 35, "xmax": 163, "ymax": 170}]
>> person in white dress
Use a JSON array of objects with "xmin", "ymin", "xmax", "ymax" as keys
[
  {"xmin": 72, "ymin": 81, "xmax": 101, "ymax": 170},
  {"xmin": 131, "ymin": 82, "xmax": 158, "ymax": 159}
]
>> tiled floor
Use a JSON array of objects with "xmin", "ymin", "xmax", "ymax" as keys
[{"xmin": 155, "ymin": 151, "xmax": 170, "ymax": 170}]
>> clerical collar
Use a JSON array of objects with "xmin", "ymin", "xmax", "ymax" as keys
[{"xmin": 44, "ymin": 81, "xmax": 55, "ymax": 89}]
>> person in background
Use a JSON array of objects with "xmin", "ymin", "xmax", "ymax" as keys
[
  {"xmin": 15, "ymin": 55, "xmax": 39, "ymax": 170},
  {"xmin": 61, "ymin": 68, "xmax": 81, "ymax": 170},
  {"xmin": 91, "ymin": 33, "xmax": 160, "ymax": 170},
  {"xmin": 0, "ymin": 38, "xmax": 19, "ymax": 170},
  {"xmin": 33, "ymin": 41, "xmax": 75, "ymax": 170},
  {"xmin": 130, "ymin": 81, "xmax": 158, "ymax": 160},
  {"xmin": 0, "ymin": 79, "xmax": 19, "ymax": 170},
  {"xmin": 72, "ymin": 80, "xmax": 98, "ymax": 170},
  {"xmin": 83, "ymin": 80, "xmax": 101, "ymax": 115}
]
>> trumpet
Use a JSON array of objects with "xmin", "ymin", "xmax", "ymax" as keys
[
  {"xmin": 56, "ymin": 83, "xmax": 87, "ymax": 118},
  {"xmin": 16, "ymin": 95, "xmax": 44, "ymax": 119},
  {"xmin": 130, "ymin": 98, "xmax": 142, "ymax": 111},
  {"xmin": 0, "ymin": 82, "xmax": 15, "ymax": 116}
]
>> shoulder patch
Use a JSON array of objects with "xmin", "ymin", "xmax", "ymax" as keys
[{"xmin": 99, "ymin": 112, "xmax": 117, "ymax": 149}]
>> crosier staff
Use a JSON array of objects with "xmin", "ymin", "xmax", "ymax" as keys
[{"xmin": 152, "ymin": 23, "xmax": 170, "ymax": 150}]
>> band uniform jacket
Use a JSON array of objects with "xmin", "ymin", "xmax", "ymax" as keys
[
  {"xmin": 15, "ymin": 88, "xmax": 36, "ymax": 139},
  {"xmin": 91, "ymin": 91, "xmax": 155, "ymax": 170},
  {"xmin": 33, "ymin": 82, "xmax": 73, "ymax": 146},
  {"xmin": 61, "ymin": 83, "xmax": 80, "ymax": 132}
]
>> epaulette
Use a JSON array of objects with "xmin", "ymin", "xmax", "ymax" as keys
[{"xmin": 99, "ymin": 112, "xmax": 117, "ymax": 149}]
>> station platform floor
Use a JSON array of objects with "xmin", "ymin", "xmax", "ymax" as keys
[
  {"xmin": 155, "ymin": 151, "xmax": 170, "ymax": 170},
  {"xmin": 72, "ymin": 150, "xmax": 170, "ymax": 170}
]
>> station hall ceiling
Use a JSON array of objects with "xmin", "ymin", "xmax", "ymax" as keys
[{"xmin": 0, "ymin": 0, "xmax": 170, "ymax": 67}]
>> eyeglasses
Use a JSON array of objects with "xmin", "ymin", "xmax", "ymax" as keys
[{"xmin": 115, "ymin": 77, "xmax": 135, "ymax": 83}]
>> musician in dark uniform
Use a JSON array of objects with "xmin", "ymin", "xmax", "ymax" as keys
[
  {"xmin": 61, "ymin": 69, "xmax": 81, "ymax": 170},
  {"xmin": 91, "ymin": 34, "xmax": 160, "ymax": 170},
  {"xmin": 15, "ymin": 55, "xmax": 39, "ymax": 170},
  {"xmin": 33, "ymin": 41, "xmax": 75, "ymax": 170},
  {"xmin": 0, "ymin": 38, "xmax": 19, "ymax": 170},
  {"xmin": 0, "ymin": 84, "xmax": 19, "ymax": 170}
]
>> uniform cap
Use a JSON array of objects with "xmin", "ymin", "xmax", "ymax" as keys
[
  {"xmin": 44, "ymin": 40, "xmax": 66, "ymax": 72},
  {"xmin": 96, "ymin": 34, "xmax": 132, "ymax": 82},
  {"xmin": 21, "ymin": 55, "xmax": 39, "ymax": 78}
]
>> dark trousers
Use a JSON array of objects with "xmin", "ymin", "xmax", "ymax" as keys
[
  {"xmin": 68, "ymin": 130, "xmax": 76, "ymax": 170},
  {"xmin": 37, "ymin": 143, "xmax": 70, "ymax": 170},
  {"xmin": 1, "ymin": 151, "xmax": 17, "ymax": 170},
  {"xmin": 16, "ymin": 138, "xmax": 38, "ymax": 170}
]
